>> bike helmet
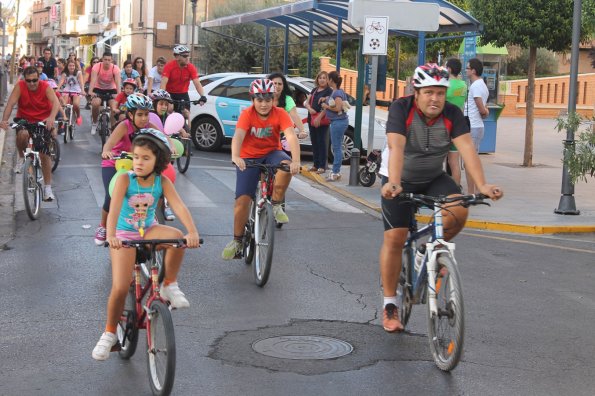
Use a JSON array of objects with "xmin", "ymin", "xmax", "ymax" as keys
[
  {"xmin": 122, "ymin": 78, "xmax": 137, "ymax": 88},
  {"xmin": 249, "ymin": 78, "xmax": 275, "ymax": 99},
  {"xmin": 47, "ymin": 79, "xmax": 58, "ymax": 89},
  {"xmin": 152, "ymin": 89, "xmax": 172, "ymax": 103},
  {"xmin": 132, "ymin": 128, "xmax": 171, "ymax": 158},
  {"xmin": 126, "ymin": 93, "xmax": 153, "ymax": 111},
  {"xmin": 413, "ymin": 63, "xmax": 450, "ymax": 89},
  {"xmin": 173, "ymin": 45, "xmax": 190, "ymax": 55}
]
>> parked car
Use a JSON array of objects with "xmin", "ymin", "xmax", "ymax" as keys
[{"xmin": 188, "ymin": 73, "xmax": 388, "ymax": 162}]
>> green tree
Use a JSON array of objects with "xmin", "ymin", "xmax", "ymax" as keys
[{"xmin": 471, "ymin": 0, "xmax": 595, "ymax": 167}]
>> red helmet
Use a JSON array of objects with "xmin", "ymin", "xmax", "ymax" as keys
[
  {"xmin": 122, "ymin": 78, "xmax": 137, "ymax": 88},
  {"xmin": 249, "ymin": 78, "xmax": 275, "ymax": 99},
  {"xmin": 413, "ymin": 63, "xmax": 450, "ymax": 88}
]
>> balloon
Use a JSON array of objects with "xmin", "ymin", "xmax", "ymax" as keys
[
  {"xmin": 114, "ymin": 152, "xmax": 133, "ymax": 171},
  {"xmin": 162, "ymin": 162, "xmax": 176, "ymax": 184},
  {"xmin": 109, "ymin": 169, "xmax": 128, "ymax": 197},
  {"xmin": 171, "ymin": 138, "xmax": 184, "ymax": 159},
  {"xmin": 164, "ymin": 112, "xmax": 185, "ymax": 136},
  {"xmin": 148, "ymin": 112, "xmax": 164, "ymax": 131}
]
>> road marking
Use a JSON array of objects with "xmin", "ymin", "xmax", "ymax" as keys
[
  {"xmin": 290, "ymin": 178, "xmax": 363, "ymax": 213},
  {"xmin": 85, "ymin": 168, "xmax": 106, "ymax": 208},
  {"xmin": 172, "ymin": 176, "xmax": 217, "ymax": 207},
  {"xmin": 462, "ymin": 231, "xmax": 595, "ymax": 254}
]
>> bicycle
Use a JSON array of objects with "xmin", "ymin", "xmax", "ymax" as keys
[
  {"xmin": 12, "ymin": 121, "xmax": 47, "ymax": 220},
  {"xmin": 105, "ymin": 238, "xmax": 203, "ymax": 396},
  {"xmin": 241, "ymin": 161, "xmax": 290, "ymax": 287},
  {"xmin": 95, "ymin": 92, "xmax": 113, "ymax": 147},
  {"xmin": 59, "ymin": 91, "xmax": 81, "ymax": 143},
  {"xmin": 396, "ymin": 192, "xmax": 489, "ymax": 371}
]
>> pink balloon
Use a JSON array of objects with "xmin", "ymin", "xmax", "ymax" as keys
[
  {"xmin": 148, "ymin": 112, "xmax": 164, "ymax": 131},
  {"xmin": 164, "ymin": 112, "xmax": 185, "ymax": 136},
  {"xmin": 162, "ymin": 162, "xmax": 176, "ymax": 184}
]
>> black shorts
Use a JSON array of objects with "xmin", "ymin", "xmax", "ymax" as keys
[
  {"xmin": 381, "ymin": 172, "xmax": 461, "ymax": 230},
  {"xmin": 94, "ymin": 88, "xmax": 117, "ymax": 105},
  {"xmin": 170, "ymin": 92, "xmax": 190, "ymax": 113},
  {"xmin": 15, "ymin": 119, "xmax": 52, "ymax": 155}
]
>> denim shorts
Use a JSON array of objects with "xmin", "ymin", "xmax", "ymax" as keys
[{"xmin": 235, "ymin": 150, "xmax": 291, "ymax": 199}]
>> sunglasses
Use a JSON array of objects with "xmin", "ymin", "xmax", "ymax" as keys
[{"xmin": 25, "ymin": 78, "xmax": 39, "ymax": 83}]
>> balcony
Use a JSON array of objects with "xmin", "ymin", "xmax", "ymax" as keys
[{"xmin": 42, "ymin": 25, "xmax": 54, "ymax": 40}]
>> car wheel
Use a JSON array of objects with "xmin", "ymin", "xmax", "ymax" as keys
[
  {"xmin": 192, "ymin": 117, "xmax": 223, "ymax": 151},
  {"xmin": 329, "ymin": 128, "xmax": 357, "ymax": 165}
]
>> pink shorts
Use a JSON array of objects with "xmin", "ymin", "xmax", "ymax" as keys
[{"xmin": 116, "ymin": 227, "xmax": 154, "ymax": 243}]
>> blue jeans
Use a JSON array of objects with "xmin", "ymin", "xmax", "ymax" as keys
[
  {"xmin": 329, "ymin": 118, "xmax": 348, "ymax": 174},
  {"xmin": 309, "ymin": 124, "xmax": 329, "ymax": 169}
]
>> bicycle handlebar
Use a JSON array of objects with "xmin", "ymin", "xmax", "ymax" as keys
[
  {"xmin": 170, "ymin": 98, "xmax": 204, "ymax": 105},
  {"xmin": 10, "ymin": 120, "xmax": 45, "ymax": 129},
  {"xmin": 398, "ymin": 193, "xmax": 490, "ymax": 207},
  {"xmin": 244, "ymin": 161, "xmax": 291, "ymax": 173},
  {"xmin": 103, "ymin": 238, "xmax": 204, "ymax": 248}
]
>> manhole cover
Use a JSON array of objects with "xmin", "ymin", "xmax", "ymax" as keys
[{"xmin": 252, "ymin": 335, "xmax": 353, "ymax": 360}]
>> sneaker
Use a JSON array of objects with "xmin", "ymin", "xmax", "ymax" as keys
[
  {"xmin": 160, "ymin": 282, "xmax": 190, "ymax": 309},
  {"xmin": 273, "ymin": 204, "xmax": 289, "ymax": 224},
  {"xmin": 94, "ymin": 226, "xmax": 106, "ymax": 246},
  {"xmin": 326, "ymin": 172, "xmax": 342, "ymax": 182},
  {"xmin": 92, "ymin": 332, "xmax": 118, "ymax": 361},
  {"xmin": 43, "ymin": 185, "xmax": 55, "ymax": 201},
  {"xmin": 91, "ymin": 123, "xmax": 97, "ymax": 135},
  {"xmin": 383, "ymin": 303, "xmax": 404, "ymax": 333},
  {"xmin": 221, "ymin": 239, "xmax": 242, "ymax": 260},
  {"xmin": 316, "ymin": 168, "xmax": 326, "ymax": 174},
  {"xmin": 14, "ymin": 157, "xmax": 24, "ymax": 174},
  {"xmin": 76, "ymin": 116, "xmax": 83, "ymax": 126},
  {"xmin": 164, "ymin": 206, "xmax": 175, "ymax": 221}
]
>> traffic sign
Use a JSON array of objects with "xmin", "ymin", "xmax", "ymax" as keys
[
  {"xmin": 363, "ymin": 16, "xmax": 388, "ymax": 55},
  {"xmin": 348, "ymin": 0, "xmax": 439, "ymax": 32}
]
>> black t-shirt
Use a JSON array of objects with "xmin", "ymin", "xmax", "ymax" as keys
[
  {"xmin": 386, "ymin": 95, "xmax": 469, "ymax": 183},
  {"xmin": 38, "ymin": 56, "xmax": 57, "ymax": 80}
]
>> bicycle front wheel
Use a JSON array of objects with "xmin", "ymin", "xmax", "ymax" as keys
[
  {"xmin": 243, "ymin": 201, "xmax": 256, "ymax": 265},
  {"xmin": 22, "ymin": 158, "xmax": 41, "ymax": 220},
  {"xmin": 253, "ymin": 202, "xmax": 275, "ymax": 287},
  {"xmin": 99, "ymin": 114, "xmax": 110, "ymax": 147},
  {"xmin": 427, "ymin": 253, "xmax": 464, "ymax": 371},
  {"xmin": 176, "ymin": 139, "xmax": 191, "ymax": 174},
  {"xmin": 147, "ymin": 300, "xmax": 176, "ymax": 396},
  {"xmin": 117, "ymin": 284, "xmax": 139, "ymax": 359},
  {"xmin": 399, "ymin": 246, "xmax": 413, "ymax": 327},
  {"xmin": 48, "ymin": 137, "xmax": 60, "ymax": 172}
]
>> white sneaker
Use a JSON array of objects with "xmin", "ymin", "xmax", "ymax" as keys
[
  {"xmin": 92, "ymin": 332, "xmax": 117, "ymax": 361},
  {"xmin": 43, "ymin": 185, "xmax": 55, "ymax": 201},
  {"xmin": 160, "ymin": 282, "xmax": 190, "ymax": 309},
  {"xmin": 91, "ymin": 123, "xmax": 97, "ymax": 135},
  {"xmin": 14, "ymin": 157, "xmax": 24, "ymax": 174}
]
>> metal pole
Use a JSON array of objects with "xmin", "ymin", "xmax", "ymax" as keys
[
  {"xmin": 264, "ymin": 26, "xmax": 270, "ymax": 74},
  {"xmin": 555, "ymin": 0, "xmax": 581, "ymax": 215},
  {"xmin": 367, "ymin": 55, "xmax": 378, "ymax": 154},
  {"xmin": 336, "ymin": 18, "xmax": 342, "ymax": 71},
  {"xmin": 417, "ymin": 31, "xmax": 425, "ymax": 66},
  {"xmin": 307, "ymin": 21, "xmax": 313, "ymax": 78},
  {"xmin": 9, "ymin": 0, "xmax": 20, "ymax": 84},
  {"xmin": 354, "ymin": 35, "xmax": 365, "ymax": 150},
  {"xmin": 190, "ymin": 0, "xmax": 197, "ymax": 65},
  {"xmin": 283, "ymin": 24, "xmax": 289, "ymax": 75},
  {"xmin": 393, "ymin": 37, "xmax": 400, "ymax": 99}
]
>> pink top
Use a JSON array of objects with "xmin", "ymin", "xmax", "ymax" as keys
[{"xmin": 101, "ymin": 120, "xmax": 148, "ymax": 167}]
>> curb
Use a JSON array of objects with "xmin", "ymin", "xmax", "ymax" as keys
[{"xmin": 299, "ymin": 167, "xmax": 595, "ymax": 235}]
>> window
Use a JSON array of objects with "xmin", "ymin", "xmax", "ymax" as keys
[{"xmin": 210, "ymin": 78, "xmax": 253, "ymax": 101}]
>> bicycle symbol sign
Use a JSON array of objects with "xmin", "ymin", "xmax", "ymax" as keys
[{"xmin": 363, "ymin": 16, "xmax": 388, "ymax": 55}]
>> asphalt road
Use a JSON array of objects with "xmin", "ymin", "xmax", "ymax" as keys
[{"xmin": 1, "ymin": 113, "xmax": 594, "ymax": 395}]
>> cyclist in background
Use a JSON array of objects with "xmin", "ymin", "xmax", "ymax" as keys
[
  {"xmin": 147, "ymin": 56, "xmax": 167, "ymax": 94},
  {"xmin": 221, "ymin": 79, "xmax": 300, "ymax": 260},
  {"xmin": 88, "ymin": 51, "xmax": 121, "ymax": 135},
  {"xmin": 160, "ymin": 45, "xmax": 207, "ymax": 122},
  {"xmin": 57, "ymin": 59, "xmax": 85, "ymax": 125},
  {"xmin": 120, "ymin": 60, "xmax": 142, "ymax": 89},
  {"xmin": 0, "ymin": 66, "xmax": 61, "ymax": 200},
  {"xmin": 113, "ymin": 79, "xmax": 138, "ymax": 122},
  {"xmin": 268, "ymin": 72, "xmax": 308, "ymax": 152},
  {"xmin": 378, "ymin": 64, "xmax": 503, "ymax": 333}
]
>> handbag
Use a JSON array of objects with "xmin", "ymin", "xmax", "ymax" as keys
[{"xmin": 308, "ymin": 91, "xmax": 330, "ymax": 127}]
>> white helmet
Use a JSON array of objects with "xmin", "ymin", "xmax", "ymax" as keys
[
  {"xmin": 413, "ymin": 63, "xmax": 450, "ymax": 88},
  {"xmin": 173, "ymin": 45, "xmax": 190, "ymax": 55}
]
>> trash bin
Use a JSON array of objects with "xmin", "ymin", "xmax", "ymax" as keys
[{"xmin": 479, "ymin": 104, "xmax": 504, "ymax": 153}]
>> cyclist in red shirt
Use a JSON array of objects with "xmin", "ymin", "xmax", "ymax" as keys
[
  {"xmin": 221, "ymin": 79, "xmax": 300, "ymax": 260},
  {"xmin": 0, "ymin": 66, "xmax": 62, "ymax": 201},
  {"xmin": 160, "ymin": 45, "xmax": 206, "ymax": 122}
]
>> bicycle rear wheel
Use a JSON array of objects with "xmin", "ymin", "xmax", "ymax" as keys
[
  {"xmin": 22, "ymin": 158, "xmax": 41, "ymax": 220},
  {"xmin": 48, "ymin": 137, "xmax": 60, "ymax": 172},
  {"xmin": 64, "ymin": 107, "xmax": 71, "ymax": 143},
  {"xmin": 99, "ymin": 113, "xmax": 110, "ymax": 147},
  {"xmin": 243, "ymin": 201, "xmax": 256, "ymax": 265},
  {"xmin": 147, "ymin": 300, "xmax": 176, "ymax": 396},
  {"xmin": 253, "ymin": 202, "xmax": 275, "ymax": 287},
  {"xmin": 117, "ymin": 283, "xmax": 139, "ymax": 359},
  {"xmin": 427, "ymin": 253, "xmax": 464, "ymax": 371},
  {"xmin": 176, "ymin": 139, "xmax": 191, "ymax": 174}
]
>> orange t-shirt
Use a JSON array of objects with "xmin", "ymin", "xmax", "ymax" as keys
[{"xmin": 236, "ymin": 106, "xmax": 293, "ymax": 158}]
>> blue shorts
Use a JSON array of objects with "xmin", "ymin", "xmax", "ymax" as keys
[{"xmin": 235, "ymin": 150, "xmax": 291, "ymax": 199}]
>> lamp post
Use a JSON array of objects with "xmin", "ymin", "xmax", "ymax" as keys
[{"xmin": 190, "ymin": 0, "xmax": 197, "ymax": 65}]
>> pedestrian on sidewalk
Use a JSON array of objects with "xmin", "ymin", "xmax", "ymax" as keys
[
  {"xmin": 305, "ymin": 71, "xmax": 332, "ymax": 174},
  {"xmin": 321, "ymin": 71, "xmax": 349, "ymax": 182},
  {"xmin": 445, "ymin": 58, "xmax": 467, "ymax": 187},
  {"xmin": 464, "ymin": 58, "xmax": 490, "ymax": 194}
]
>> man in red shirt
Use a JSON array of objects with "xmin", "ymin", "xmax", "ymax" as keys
[
  {"xmin": 221, "ymin": 78, "xmax": 301, "ymax": 260},
  {"xmin": 1, "ymin": 66, "xmax": 62, "ymax": 201},
  {"xmin": 160, "ymin": 45, "xmax": 206, "ymax": 122}
]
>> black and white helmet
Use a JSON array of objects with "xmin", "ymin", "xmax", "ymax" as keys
[{"xmin": 173, "ymin": 45, "xmax": 190, "ymax": 55}]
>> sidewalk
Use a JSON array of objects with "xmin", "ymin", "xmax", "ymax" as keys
[{"xmin": 301, "ymin": 117, "xmax": 595, "ymax": 235}]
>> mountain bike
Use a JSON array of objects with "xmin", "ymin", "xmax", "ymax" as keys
[
  {"xmin": 397, "ymin": 193, "xmax": 489, "ymax": 371},
  {"xmin": 107, "ymin": 238, "xmax": 203, "ymax": 396},
  {"xmin": 12, "ymin": 121, "xmax": 47, "ymax": 220},
  {"xmin": 95, "ymin": 92, "xmax": 113, "ymax": 147},
  {"xmin": 242, "ymin": 161, "xmax": 290, "ymax": 287}
]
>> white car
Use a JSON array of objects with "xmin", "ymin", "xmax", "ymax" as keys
[{"xmin": 188, "ymin": 73, "xmax": 388, "ymax": 162}]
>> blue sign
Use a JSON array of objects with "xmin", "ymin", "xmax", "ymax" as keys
[
  {"xmin": 462, "ymin": 32, "xmax": 476, "ymax": 82},
  {"xmin": 365, "ymin": 55, "xmax": 387, "ymax": 92}
]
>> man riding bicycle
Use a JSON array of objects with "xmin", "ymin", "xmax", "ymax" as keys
[
  {"xmin": 221, "ymin": 78, "xmax": 300, "ymax": 260},
  {"xmin": 1, "ymin": 66, "xmax": 61, "ymax": 201},
  {"xmin": 159, "ymin": 45, "xmax": 206, "ymax": 122},
  {"xmin": 378, "ymin": 64, "xmax": 503, "ymax": 332},
  {"xmin": 88, "ymin": 51, "xmax": 122, "ymax": 135}
]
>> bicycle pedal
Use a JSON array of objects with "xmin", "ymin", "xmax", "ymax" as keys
[{"xmin": 110, "ymin": 342, "xmax": 122, "ymax": 352}]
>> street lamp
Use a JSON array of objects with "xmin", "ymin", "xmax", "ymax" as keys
[{"xmin": 190, "ymin": 0, "xmax": 197, "ymax": 65}]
